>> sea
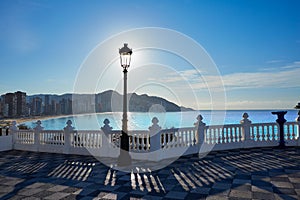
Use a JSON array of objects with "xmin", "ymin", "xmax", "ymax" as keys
[{"xmin": 24, "ymin": 110, "xmax": 299, "ymax": 130}]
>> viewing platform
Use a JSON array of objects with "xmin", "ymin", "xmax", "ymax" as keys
[
  {"xmin": 0, "ymin": 112, "xmax": 300, "ymax": 199},
  {"xmin": 0, "ymin": 147, "xmax": 299, "ymax": 199}
]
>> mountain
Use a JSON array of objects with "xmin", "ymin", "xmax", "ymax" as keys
[{"xmin": 27, "ymin": 90, "xmax": 194, "ymax": 114}]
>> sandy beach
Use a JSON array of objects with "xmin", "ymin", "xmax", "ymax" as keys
[{"xmin": 0, "ymin": 115, "xmax": 70, "ymax": 126}]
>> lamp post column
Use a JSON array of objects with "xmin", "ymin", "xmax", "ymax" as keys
[{"xmin": 122, "ymin": 68, "xmax": 129, "ymax": 152}]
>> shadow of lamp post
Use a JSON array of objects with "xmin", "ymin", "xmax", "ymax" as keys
[{"xmin": 117, "ymin": 43, "xmax": 132, "ymax": 166}]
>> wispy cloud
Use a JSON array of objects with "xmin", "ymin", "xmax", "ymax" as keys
[
  {"xmin": 266, "ymin": 59, "xmax": 284, "ymax": 64},
  {"xmin": 158, "ymin": 62, "xmax": 300, "ymax": 91}
]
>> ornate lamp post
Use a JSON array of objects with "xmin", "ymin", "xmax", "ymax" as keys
[{"xmin": 118, "ymin": 43, "xmax": 132, "ymax": 166}]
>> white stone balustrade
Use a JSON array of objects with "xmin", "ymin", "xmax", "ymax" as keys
[{"xmin": 3, "ymin": 112, "xmax": 300, "ymax": 161}]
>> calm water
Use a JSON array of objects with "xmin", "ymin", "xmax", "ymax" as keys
[{"xmin": 24, "ymin": 110, "xmax": 298, "ymax": 130}]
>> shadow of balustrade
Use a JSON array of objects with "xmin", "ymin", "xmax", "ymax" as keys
[{"xmin": 0, "ymin": 147, "xmax": 299, "ymax": 199}]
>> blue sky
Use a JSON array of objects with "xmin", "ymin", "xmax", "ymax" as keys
[{"xmin": 0, "ymin": 0, "xmax": 299, "ymax": 109}]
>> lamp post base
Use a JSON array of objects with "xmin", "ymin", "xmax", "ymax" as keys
[{"xmin": 117, "ymin": 149, "xmax": 132, "ymax": 166}]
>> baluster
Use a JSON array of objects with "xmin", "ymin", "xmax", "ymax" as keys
[
  {"xmin": 92, "ymin": 132, "xmax": 98, "ymax": 148},
  {"xmin": 236, "ymin": 127, "xmax": 240, "ymax": 142},
  {"xmin": 215, "ymin": 128, "xmax": 218, "ymax": 144},
  {"xmin": 131, "ymin": 134, "xmax": 139, "ymax": 150},
  {"xmin": 98, "ymin": 133, "xmax": 102, "ymax": 148},
  {"xmin": 146, "ymin": 134, "xmax": 149, "ymax": 150},
  {"xmin": 144, "ymin": 133, "xmax": 147, "ymax": 150},
  {"xmin": 91, "ymin": 133, "xmax": 94, "ymax": 148},
  {"xmin": 206, "ymin": 129, "xmax": 210, "ymax": 144},
  {"xmin": 217, "ymin": 129, "xmax": 221, "ymax": 143},
  {"xmin": 230, "ymin": 127, "xmax": 234, "ymax": 142},
  {"xmin": 260, "ymin": 126, "xmax": 265, "ymax": 141},
  {"xmin": 93, "ymin": 133, "xmax": 97, "ymax": 148},
  {"xmin": 138, "ymin": 134, "xmax": 141, "ymax": 150},
  {"xmin": 233, "ymin": 127, "xmax": 237, "ymax": 142},
  {"xmin": 255, "ymin": 126, "xmax": 260, "ymax": 141},
  {"xmin": 85, "ymin": 133, "xmax": 88, "ymax": 147},
  {"xmin": 139, "ymin": 134, "xmax": 142, "ymax": 150},
  {"xmin": 222, "ymin": 128, "xmax": 226, "ymax": 143},
  {"xmin": 191, "ymin": 130, "xmax": 194, "ymax": 145},
  {"xmin": 81, "ymin": 132, "xmax": 89, "ymax": 147},
  {"xmin": 174, "ymin": 131, "xmax": 177, "ymax": 147},
  {"xmin": 141, "ymin": 134, "xmax": 145, "ymax": 150},
  {"xmin": 182, "ymin": 131, "xmax": 187, "ymax": 147},
  {"xmin": 76, "ymin": 132, "xmax": 79, "ymax": 147},
  {"xmin": 193, "ymin": 130, "xmax": 198, "ymax": 145},
  {"xmin": 227, "ymin": 128, "xmax": 230, "ymax": 143},
  {"xmin": 210, "ymin": 129, "xmax": 214, "ymax": 144},
  {"xmin": 192, "ymin": 130, "xmax": 195, "ymax": 145},
  {"xmin": 250, "ymin": 126, "xmax": 253, "ymax": 140},
  {"xmin": 90, "ymin": 132, "xmax": 93, "ymax": 147},
  {"xmin": 274, "ymin": 125, "xmax": 278, "ymax": 140},
  {"xmin": 178, "ymin": 131, "xmax": 182, "ymax": 146},
  {"xmin": 183, "ymin": 131, "xmax": 187, "ymax": 146},
  {"xmin": 238, "ymin": 127, "xmax": 242, "ymax": 142},
  {"xmin": 85, "ymin": 132, "xmax": 88, "ymax": 147},
  {"xmin": 227, "ymin": 127, "xmax": 231, "ymax": 143},
  {"xmin": 164, "ymin": 133, "xmax": 167, "ymax": 148},
  {"xmin": 186, "ymin": 130, "xmax": 190, "ymax": 146},
  {"xmin": 135, "ymin": 134, "xmax": 138, "ymax": 150},
  {"xmin": 234, "ymin": 127, "xmax": 237, "ymax": 142},
  {"xmin": 291, "ymin": 124, "xmax": 296, "ymax": 140},
  {"xmin": 269, "ymin": 126, "xmax": 273, "ymax": 141},
  {"xmin": 287, "ymin": 125, "xmax": 291, "ymax": 140},
  {"xmin": 187, "ymin": 130, "xmax": 191, "ymax": 146},
  {"xmin": 266, "ymin": 125, "xmax": 270, "ymax": 141},
  {"xmin": 215, "ymin": 128, "xmax": 219, "ymax": 144},
  {"xmin": 161, "ymin": 133, "xmax": 165, "ymax": 148},
  {"xmin": 189, "ymin": 130, "xmax": 193, "ymax": 145}
]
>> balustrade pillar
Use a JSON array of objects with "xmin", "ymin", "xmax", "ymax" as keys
[
  {"xmin": 149, "ymin": 117, "xmax": 161, "ymax": 152},
  {"xmin": 240, "ymin": 113, "xmax": 252, "ymax": 148},
  {"xmin": 33, "ymin": 120, "xmax": 43, "ymax": 151},
  {"xmin": 194, "ymin": 114, "xmax": 206, "ymax": 147},
  {"xmin": 63, "ymin": 120, "xmax": 74, "ymax": 154},
  {"xmin": 9, "ymin": 121, "xmax": 18, "ymax": 147},
  {"xmin": 101, "ymin": 118, "xmax": 113, "ymax": 148},
  {"xmin": 272, "ymin": 111, "xmax": 287, "ymax": 148}
]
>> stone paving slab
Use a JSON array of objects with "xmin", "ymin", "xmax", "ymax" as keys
[{"xmin": 0, "ymin": 147, "xmax": 299, "ymax": 199}]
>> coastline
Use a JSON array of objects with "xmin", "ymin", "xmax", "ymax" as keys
[{"xmin": 0, "ymin": 115, "xmax": 73, "ymax": 126}]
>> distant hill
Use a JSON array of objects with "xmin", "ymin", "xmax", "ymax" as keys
[{"xmin": 27, "ymin": 90, "xmax": 194, "ymax": 113}]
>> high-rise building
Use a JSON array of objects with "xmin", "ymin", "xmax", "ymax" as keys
[
  {"xmin": 4, "ymin": 93, "xmax": 17, "ymax": 117},
  {"xmin": 15, "ymin": 91, "xmax": 27, "ymax": 116},
  {"xmin": 31, "ymin": 97, "xmax": 42, "ymax": 116},
  {"xmin": 44, "ymin": 95, "xmax": 50, "ymax": 115}
]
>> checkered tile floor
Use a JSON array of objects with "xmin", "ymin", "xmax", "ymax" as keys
[{"xmin": 0, "ymin": 147, "xmax": 299, "ymax": 199}]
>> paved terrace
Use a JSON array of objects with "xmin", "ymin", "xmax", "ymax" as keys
[{"xmin": 0, "ymin": 147, "xmax": 299, "ymax": 200}]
